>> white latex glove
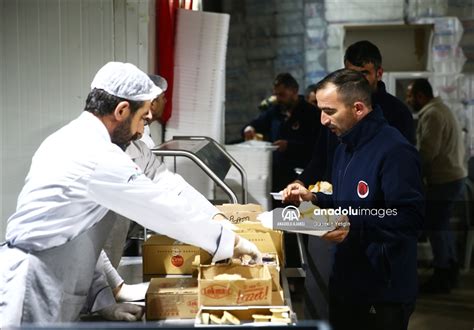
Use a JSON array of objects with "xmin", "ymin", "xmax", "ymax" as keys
[
  {"xmin": 233, "ymin": 236, "xmax": 262, "ymax": 264},
  {"xmin": 98, "ymin": 303, "xmax": 144, "ymax": 321},
  {"xmin": 257, "ymin": 211, "xmax": 274, "ymax": 230},
  {"xmin": 116, "ymin": 282, "xmax": 150, "ymax": 302}
]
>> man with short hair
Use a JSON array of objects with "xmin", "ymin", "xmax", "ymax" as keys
[
  {"xmin": 283, "ymin": 69, "xmax": 424, "ymax": 330},
  {"xmin": 407, "ymin": 78, "xmax": 467, "ymax": 293},
  {"xmin": 344, "ymin": 40, "xmax": 415, "ymax": 144},
  {"xmin": 294, "ymin": 41, "xmax": 416, "ymax": 321},
  {"xmin": 0, "ymin": 62, "xmax": 261, "ymax": 326},
  {"xmin": 242, "ymin": 73, "xmax": 321, "ymax": 194}
]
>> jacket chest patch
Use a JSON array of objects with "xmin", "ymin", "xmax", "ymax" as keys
[{"xmin": 357, "ymin": 180, "xmax": 369, "ymax": 198}]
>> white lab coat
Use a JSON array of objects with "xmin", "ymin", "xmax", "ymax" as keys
[
  {"xmin": 102, "ymin": 139, "xmax": 220, "ymax": 272},
  {"xmin": 6, "ymin": 111, "xmax": 233, "ymax": 257},
  {"xmin": 1, "ymin": 111, "xmax": 234, "ymax": 325}
]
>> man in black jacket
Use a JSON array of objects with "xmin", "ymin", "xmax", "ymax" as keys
[
  {"xmin": 242, "ymin": 73, "xmax": 321, "ymax": 195},
  {"xmin": 296, "ymin": 41, "xmax": 417, "ymax": 321}
]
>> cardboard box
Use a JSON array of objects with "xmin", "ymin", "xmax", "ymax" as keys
[
  {"xmin": 195, "ymin": 306, "xmax": 294, "ymax": 326},
  {"xmin": 146, "ymin": 277, "xmax": 198, "ymax": 320},
  {"xmin": 218, "ymin": 203, "xmax": 285, "ymax": 264},
  {"xmin": 143, "ymin": 235, "xmax": 211, "ymax": 278},
  {"xmin": 199, "ymin": 264, "xmax": 272, "ymax": 306},
  {"xmin": 216, "ymin": 203, "xmax": 263, "ymax": 223},
  {"xmin": 271, "ymin": 290, "xmax": 285, "ymax": 306},
  {"xmin": 238, "ymin": 229, "xmax": 285, "ymax": 267},
  {"xmin": 262, "ymin": 253, "xmax": 280, "ymax": 291}
]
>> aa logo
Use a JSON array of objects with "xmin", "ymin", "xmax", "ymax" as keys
[{"xmin": 281, "ymin": 205, "xmax": 301, "ymax": 221}]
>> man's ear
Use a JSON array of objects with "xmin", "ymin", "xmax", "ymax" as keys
[
  {"xmin": 354, "ymin": 101, "xmax": 367, "ymax": 116},
  {"xmin": 113, "ymin": 101, "xmax": 131, "ymax": 122},
  {"xmin": 376, "ymin": 67, "xmax": 383, "ymax": 81}
]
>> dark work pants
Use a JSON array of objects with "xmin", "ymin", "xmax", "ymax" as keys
[
  {"xmin": 425, "ymin": 178, "xmax": 465, "ymax": 268},
  {"xmin": 329, "ymin": 296, "xmax": 415, "ymax": 330}
]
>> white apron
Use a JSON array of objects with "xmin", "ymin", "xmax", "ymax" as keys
[{"xmin": 0, "ymin": 215, "xmax": 114, "ymax": 326}]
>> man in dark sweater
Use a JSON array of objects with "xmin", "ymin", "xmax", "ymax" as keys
[
  {"xmin": 294, "ymin": 41, "xmax": 416, "ymax": 321},
  {"xmin": 283, "ymin": 69, "xmax": 424, "ymax": 330},
  {"xmin": 242, "ymin": 73, "xmax": 321, "ymax": 194}
]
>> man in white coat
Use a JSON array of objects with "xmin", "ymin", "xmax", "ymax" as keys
[
  {"xmin": 0, "ymin": 62, "xmax": 261, "ymax": 326},
  {"xmin": 101, "ymin": 77, "xmax": 230, "ymax": 302}
]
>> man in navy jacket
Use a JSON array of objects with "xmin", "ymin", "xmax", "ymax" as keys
[
  {"xmin": 295, "ymin": 40, "xmax": 416, "ymax": 321},
  {"xmin": 242, "ymin": 73, "xmax": 321, "ymax": 194},
  {"xmin": 283, "ymin": 69, "xmax": 424, "ymax": 330}
]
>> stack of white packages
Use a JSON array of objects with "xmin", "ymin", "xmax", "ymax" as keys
[
  {"xmin": 412, "ymin": 17, "xmax": 469, "ymax": 156},
  {"xmin": 406, "ymin": 0, "xmax": 448, "ymax": 22},
  {"xmin": 416, "ymin": 16, "xmax": 466, "ymax": 74},
  {"xmin": 166, "ymin": 9, "xmax": 229, "ymax": 142},
  {"xmin": 324, "ymin": 0, "xmax": 405, "ymax": 24},
  {"xmin": 217, "ymin": 141, "xmax": 274, "ymax": 210},
  {"xmin": 460, "ymin": 74, "xmax": 474, "ymax": 156},
  {"xmin": 164, "ymin": 9, "xmax": 230, "ymax": 198}
]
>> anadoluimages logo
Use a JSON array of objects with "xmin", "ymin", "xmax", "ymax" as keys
[
  {"xmin": 357, "ymin": 180, "xmax": 369, "ymax": 199},
  {"xmin": 281, "ymin": 205, "xmax": 301, "ymax": 221}
]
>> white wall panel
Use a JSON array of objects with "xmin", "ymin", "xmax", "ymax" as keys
[
  {"xmin": 0, "ymin": 0, "xmax": 4, "ymax": 241},
  {"xmin": 0, "ymin": 0, "xmax": 154, "ymax": 240}
]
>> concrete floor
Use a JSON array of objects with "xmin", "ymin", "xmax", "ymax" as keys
[
  {"xmin": 410, "ymin": 268, "xmax": 474, "ymax": 330},
  {"xmin": 289, "ymin": 268, "xmax": 474, "ymax": 329}
]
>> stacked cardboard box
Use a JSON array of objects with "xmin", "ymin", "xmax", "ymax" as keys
[
  {"xmin": 146, "ymin": 278, "xmax": 199, "ymax": 320},
  {"xmin": 198, "ymin": 264, "xmax": 272, "ymax": 306},
  {"xmin": 145, "ymin": 203, "xmax": 289, "ymax": 321},
  {"xmin": 142, "ymin": 235, "xmax": 211, "ymax": 280}
]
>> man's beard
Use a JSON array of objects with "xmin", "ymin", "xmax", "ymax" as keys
[
  {"xmin": 111, "ymin": 116, "xmax": 142, "ymax": 150},
  {"xmin": 279, "ymin": 99, "xmax": 297, "ymax": 112},
  {"xmin": 411, "ymin": 102, "xmax": 422, "ymax": 113}
]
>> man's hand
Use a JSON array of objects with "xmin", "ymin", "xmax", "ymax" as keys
[
  {"xmin": 282, "ymin": 182, "xmax": 313, "ymax": 205},
  {"xmin": 233, "ymin": 235, "xmax": 262, "ymax": 264},
  {"xmin": 243, "ymin": 126, "xmax": 256, "ymax": 140},
  {"xmin": 321, "ymin": 215, "xmax": 350, "ymax": 243},
  {"xmin": 272, "ymin": 139, "xmax": 288, "ymax": 152},
  {"xmin": 98, "ymin": 303, "xmax": 144, "ymax": 321}
]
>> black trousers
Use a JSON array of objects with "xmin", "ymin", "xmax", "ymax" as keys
[{"xmin": 329, "ymin": 296, "xmax": 415, "ymax": 330}]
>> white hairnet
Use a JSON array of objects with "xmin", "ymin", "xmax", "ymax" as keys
[
  {"xmin": 148, "ymin": 74, "xmax": 168, "ymax": 93},
  {"xmin": 91, "ymin": 62, "xmax": 163, "ymax": 101}
]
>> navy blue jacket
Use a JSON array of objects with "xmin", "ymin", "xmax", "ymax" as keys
[
  {"xmin": 243, "ymin": 96, "xmax": 320, "ymax": 190},
  {"xmin": 298, "ymin": 81, "xmax": 415, "ymax": 186},
  {"xmin": 315, "ymin": 106, "xmax": 424, "ymax": 304}
]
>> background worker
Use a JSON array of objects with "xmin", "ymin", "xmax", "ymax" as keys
[
  {"xmin": 406, "ymin": 78, "xmax": 467, "ymax": 293},
  {"xmin": 242, "ymin": 72, "xmax": 321, "ymax": 198}
]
